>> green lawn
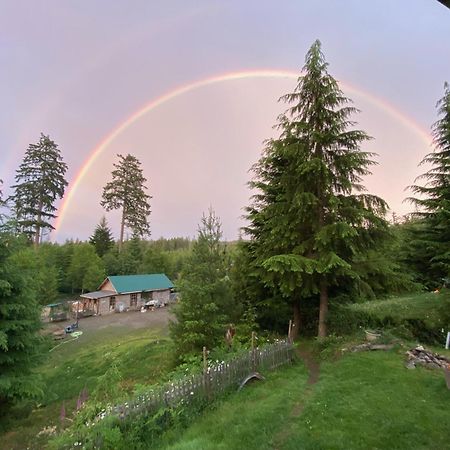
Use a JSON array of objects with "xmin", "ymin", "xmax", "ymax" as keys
[
  {"xmin": 0, "ymin": 324, "xmax": 174, "ymax": 450},
  {"xmin": 2, "ymin": 293, "xmax": 449, "ymax": 449},
  {"xmin": 349, "ymin": 291, "xmax": 449, "ymax": 326},
  {"xmin": 329, "ymin": 291, "xmax": 450, "ymax": 344},
  {"xmin": 159, "ymin": 348, "xmax": 450, "ymax": 450}
]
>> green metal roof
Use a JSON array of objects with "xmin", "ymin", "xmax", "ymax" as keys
[{"xmin": 107, "ymin": 274, "xmax": 174, "ymax": 294}]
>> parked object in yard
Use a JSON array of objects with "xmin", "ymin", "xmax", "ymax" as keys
[
  {"xmin": 65, "ymin": 322, "xmax": 79, "ymax": 334},
  {"xmin": 116, "ymin": 302, "xmax": 126, "ymax": 313},
  {"xmin": 365, "ymin": 330, "xmax": 381, "ymax": 342},
  {"xmin": 47, "ymin": 303, "xmax": 68, "ymax": 322},
  {"xmin": 145, "ymin": 299, "xmax": 162, "ymax": 309},
  {"xmin": 52, "ymin": 329, "xmax": 66, "ymax": 340}
]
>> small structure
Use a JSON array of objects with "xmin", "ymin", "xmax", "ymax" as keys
[
  {"xmin": 45, "ymin": 303, "xmax": 68, "ymax": 322},
  {"xmin": 78, "ymin": 274, "xmax": 174, "ymax": 315}
]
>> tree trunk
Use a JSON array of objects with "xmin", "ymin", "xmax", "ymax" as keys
[
  {"xmin": 34, "ymin": 198, "xmax": 43, "ymax": 248},
  {"xmin": 119, "ymin": 207, "xmax": 126, "ymax": 252},
  {"xmin": 318, "ymin": 279, "xmax": 328, "ymax": 338},
  {"xmin": 34, "ymin": 223, "xmax": 40, "ymax": 248},
  {"xmin": 291, "ymin": 301, "xmax": 301, "ymax": 341}
]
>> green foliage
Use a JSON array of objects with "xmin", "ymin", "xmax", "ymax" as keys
[
  {"xmin": 141, "ymin": 247, "xmax": 173, "ymax": 276},
  {"xmin": 89, "ymin": 216, "xmax": 115, "ymax": 257},
  {"xmin": 92, "ymin": 363, "xmax": 124, "ymax": 404},
  {"xmin": 117, "ymin": 234, "xmax": 144, "ymax": 275},
  {"xmin": 101, "ymin": 154, "xmax": 151, "ymax": 247},
  {"xmin": 102, "ymin": 247, "xmax": 121, "ymax": 276},
  {"xmin": 170, "ymin": 209, "xmax": 234, "ymax": 359},
  {"xmin": 0, "ymin": 234, "xmax": 44, "ymax": 406},
  {"xmin": 243, "ymin": 40, "xmax": 390, "ymax": 336},
  {"xmin": 327, "ymin": 292, "xmax": 450, "ymax": 344},
  {"xmin": 153, "ymin": 351, "xmax": 449, "ymax": 450},
  {"xmin": 36, "ymin": 265, "xmax": 59, "ymax": 305},
  {"xmin": 406, "ymin": 82, "xmax": 450, "ymax": 286},
  {"xmin": 10, "ymin": 133, "xmax": 68, "ymax": 245},
  {"xmin": 33, "ymin": 243, "xmax": 62, "ymax": 304},
  {"xmin": 1, "ymin": 324, "xmax": 174, "ymax": 449},
  {"xmin": 67, "ymin": 243, "xmax": 106, "ymax": 292}
]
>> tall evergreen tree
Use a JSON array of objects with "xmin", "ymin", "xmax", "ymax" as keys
[
  {"xmin": 244, "ymin": 40, "xmax": 389, "ymax": 338},
  {"xmin": 407, "ymin": 82, "xmax": 450, "ymax": 286},
  {"xmin": 0, "ymin": 234, "xmax": 44, "ymax": 407},
  {"xmin": 101, "ymin": 154, "xmax": 151, "ymax": 251},
  {"xmin": 89, "ymin": 216, "xmax": 115, "ymax": 257},
  {"xmin": 170, "ymin": 209, "xmax": 232, "ymax": 359},
  {"xmin": 10, "ymin": 134, "xmax": 68, "ymax": 246}
]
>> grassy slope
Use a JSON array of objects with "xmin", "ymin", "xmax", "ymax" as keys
[
  {"xmin": 2, "ymin": 293, "xmax": 449, "ymax": 449},
  {"xmin": 348, "ymin": 292, "xmax": 449, "ymax": 328},
  {"xmin": 161, "ymin": 349, "xmax": 450, "ymax": 450},
  {"xmin": 1, "ymin": 324, "xmax": 174, "ymax": 450}
]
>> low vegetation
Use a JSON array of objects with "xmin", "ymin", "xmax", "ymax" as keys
[
  {"xmin": 154, "ymin": 343, "xmax": 450, "ymax": 450},
  {"xmin": 0, "ymin": 325, "xmax": 175, "ymax": 450},
  {"xmin": 329, "ymin": 291, "xmax": 450, "ymax": 344}
]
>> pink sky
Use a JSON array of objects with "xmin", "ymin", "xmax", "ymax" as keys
[{"xmin": 1, "ymin": 1, "xmax": 449, "ymax": 241}]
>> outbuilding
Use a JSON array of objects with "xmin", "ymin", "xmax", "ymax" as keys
[{"xmin": 78, "ymin": 274, "xmax": 174, "ymax": 315}]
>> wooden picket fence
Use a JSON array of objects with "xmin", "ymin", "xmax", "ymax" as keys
[{"xmin": 108, "ymin": 339, "xmax": 294, "ymax": 421}]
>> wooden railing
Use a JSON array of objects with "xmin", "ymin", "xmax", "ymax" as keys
[{"xmin": 109, "ymin": 339, "xmax": 294, "ymax": 421}]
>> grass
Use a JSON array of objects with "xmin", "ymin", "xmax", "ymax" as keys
[
  {"xmin": 2, "ymin": 293, "xmax": 449, "ymax": 449},
  {"xmin": 159, "ymin": 348, "xmax": 450, "ymax": 450},
  {"xmin": 0, "ymin": 323, "xmax": 174, "ymax": 450},
  {"xmin": 157, "ymin": 362, "xmax": 310, "ymax": 450},
  {"xmin": 349, "ymin": 291, "xmax": 449, "ymax": 327},
  {"xmin": 329, "ymin": 291, "xmax": 450, "ymax": 344}
]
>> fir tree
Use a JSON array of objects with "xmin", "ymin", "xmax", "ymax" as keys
[
  {"xmin": 170, "ymin": 209, "xmax": 232, "ymax": 359},
  {"xmin": 10, "ymin": 134, "xmax": 68, "ymax": 246},
  {"xmin": 101, "ymin": 154, "xmax": 151, "ymax": 251},
  {"xmin": 0, "ymin": 234, "xmax": 44, "ymax": 407},
  {"xmin": 408, "ymin": 82, "xmax": 450, "ymax": 286},
  {"xmin": 245, "ymin": 40, "xmax": 389, "ymax": 337},
  {"xmin": 89, "ymin": 216, "xmax": 115, "ymax": 257}
]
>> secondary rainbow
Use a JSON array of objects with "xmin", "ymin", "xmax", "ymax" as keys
[{"xmin": 53, "ymin": 69, "xmax": 432, "ymax": 237}]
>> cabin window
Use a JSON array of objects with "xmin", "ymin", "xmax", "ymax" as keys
[
  {"xmin": 109, "ymin": 296, "xmax": 116, "ymax": 311},
  {"xmin": 130, "ymin": 293, "xmax": 138, "ymax": 307}
]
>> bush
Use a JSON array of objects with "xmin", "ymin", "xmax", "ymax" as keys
[{"xmin": 327, "ymin": 292, "xmax": 450, "ymax": 345}]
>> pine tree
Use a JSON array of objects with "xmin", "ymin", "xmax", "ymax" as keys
[
  {"xmin": 10, "ymin": 134, "xmax": 68, "ymax": 246},
  {"xmin": 101, "ymin": 154, "xmax": 151, "ymax": 251},
  {"xmin": 0, "ymin": 234, "xmax": 44, "ymax": 407},
  {"xmin": 89, "ymin": 216, "xmax": 115, "ymax": 257},
  {"xmin": 408, "ymin": 82, "xmax": 450, "ymax": 286},
  {"xmin": 245, "ymin": 40, "xmax": 389, "ymax": 338},
  {"xmin": 170, "ymin": 209, "xmax": 232, "ymax": 359}
]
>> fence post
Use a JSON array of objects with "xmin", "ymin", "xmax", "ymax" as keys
[
  {"xmin": 251, "ymin": 332, "xmax": 256, "ymax": 372},
  {"xmin": 203, "ymin": 346, "xmax": 211, "ymax": 400},
  {"xmin": 288, "ymin": 320, "xmax": 293, "ymax": 344},
  {"xmin": 203, "ymin": 346, "xmax": 208, "ymax": 373}
]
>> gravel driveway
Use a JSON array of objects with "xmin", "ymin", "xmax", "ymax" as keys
[{"xmin": 45, "ymin": 306, "xmax": 173, "ymax": 339}]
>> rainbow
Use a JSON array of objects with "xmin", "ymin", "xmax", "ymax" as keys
[{"xmin": 53, "ymin": 69, "xmax": 432, "ymax": 238}]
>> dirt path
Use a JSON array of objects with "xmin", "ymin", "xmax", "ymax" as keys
[{"xmin": 273, "ymin": 346, "xmax": 321, "ymax": 449}]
